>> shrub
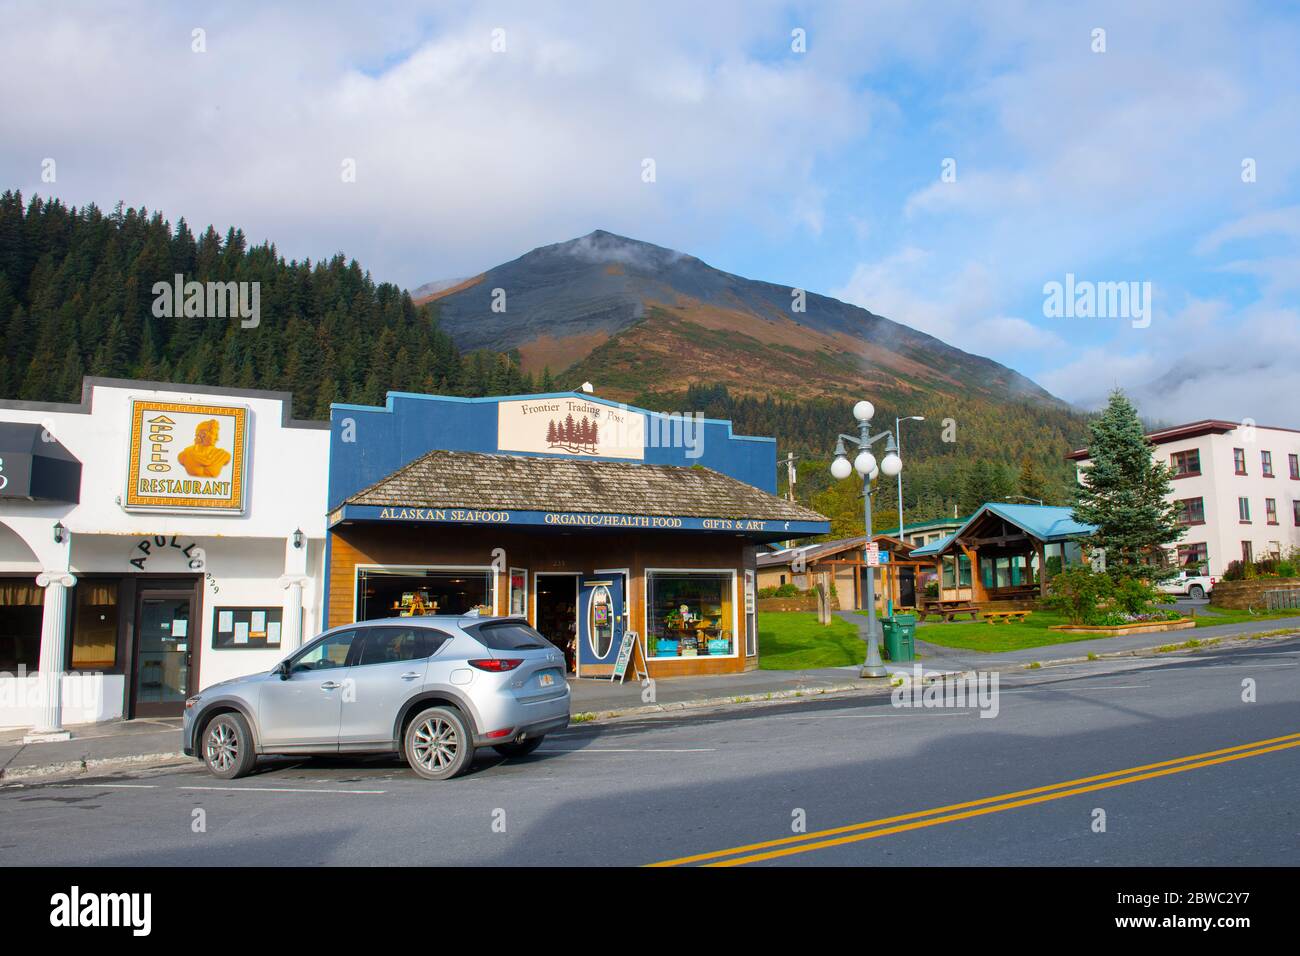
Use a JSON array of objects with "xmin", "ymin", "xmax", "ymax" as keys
[
  {"xmin": 1112, "ymin": 576, "xmax": 1167, "ymax": 616},
  {"xmin": 1044, "ymin": 566, "xmax": 1114, "ymax": 625},
  {"xmin": 757, "ymin": 583, "xmax": 804, "ymax": 598}
]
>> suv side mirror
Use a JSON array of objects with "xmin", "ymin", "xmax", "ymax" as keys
[{"xmin": 273, "ymin": 661, "xmax": 291, "ymax": 680}]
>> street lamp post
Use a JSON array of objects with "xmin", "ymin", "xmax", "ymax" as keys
[
  {"xmin": 895, "ymin": 415, "xmax": 925, "ymax": 538},
  {"xmin": 830, "ymin": 400, "xmax": 903, "ymax": 679}
]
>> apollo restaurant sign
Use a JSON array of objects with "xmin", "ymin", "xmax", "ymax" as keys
[
  {"xmin": 497, "ymin": 398, "xmax": 645, "ymax": 460},
  {"xmin": 124, "ymin": 399, "xmax": 250, "ymax": 514}
]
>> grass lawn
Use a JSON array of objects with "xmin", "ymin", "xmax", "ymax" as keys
[
  {"xmin": 1191, "ymin": 605, "xmax": 1300, "ymax": 628},
  {"xmin": 757, "ymin": 611, "xmax": 864, "ymax": 670},
  {"xmin": 881, "ymin": 609, "xmax": 1101, "ymax": 653},
  {"xmin": 872, "ymin": 603, "xmax": 1300, "ymax": 653}
]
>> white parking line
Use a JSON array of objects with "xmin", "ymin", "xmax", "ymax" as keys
[
  {"xmin": 537, "ymin": 747, "xmax": 716, "ymax": 753},
  {"xmin": 792, "ymin": 712, "xmax": 975, "ymax": 719},
  {"xmin": 178, "ymin": 785, "xmax": 385, "ymax": 794},
  {"xmin": 58, "ymin": 783, "xmax": 160, "ymax": 789}
]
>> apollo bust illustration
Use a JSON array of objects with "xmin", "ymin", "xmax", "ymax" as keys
[{"xmin": 177, "ymin": 419, "xmax": 232, "ymax": 477}]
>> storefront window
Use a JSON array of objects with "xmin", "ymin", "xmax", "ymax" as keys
[
  {"xmin": 647, "ymin": 572, "xmax": 734, "ymax": 659},
  {"xmin": 509, "ymin": 569, "xmax": 527, "ymax": 617},
  {"xmin": 0, "ymin": 579, "xmax": 44, "ymax": 671},
  {"xmin": 356, "ymin": 568, "xmax": 494, "ymax": 620},
  {"xmin": 72, "ymin": 581, "xmax": 119, "ymax": 670}
]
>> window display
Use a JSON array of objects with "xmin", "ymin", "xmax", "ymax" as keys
[
  {"xmin": 356, "ymin": 568, "xmax": 493, "ymax": 620},
  {"xmin": 647, "ymin": 571, "xmax": 734, "ymax": 659}
]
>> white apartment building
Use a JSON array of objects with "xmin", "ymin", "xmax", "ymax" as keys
[
  {"xmin": 0, "ymin": 378, "xmax": 329, "ymax": 734},
  {"xmin": 1067, "ymin": 419, "xmax": 1300, "ymax": 577}
]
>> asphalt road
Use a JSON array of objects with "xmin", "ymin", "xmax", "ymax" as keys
[{"xmin": 1, "ymin": 639, "xmax": 1297, "ymax": 867}]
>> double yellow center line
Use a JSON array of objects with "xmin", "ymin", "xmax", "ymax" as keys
[{"xmin": 648, "ymin": 730, "xmax": 1300, "ymax": 867}]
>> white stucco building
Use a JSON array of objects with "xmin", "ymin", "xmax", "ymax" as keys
[
  {"xmin": 1068, "ymin": 419, "xmax": 1300, "ymax": 577},
  {"xmin": 0, "ymin": 378, "xmax": 329, "ymax": 734}
]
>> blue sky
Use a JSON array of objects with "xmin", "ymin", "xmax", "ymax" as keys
[{"xmin": 2, "ymin": 1, "xmax": 1298, "ymax": 424}]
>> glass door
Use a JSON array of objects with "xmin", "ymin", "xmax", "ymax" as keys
[
  {"xmin": 577, "ymin": 574, "xmax": 625, "ymax": 676},
  {"xmin": 132, "ymin": 588, "xmax": 196, "ymax": 717}
]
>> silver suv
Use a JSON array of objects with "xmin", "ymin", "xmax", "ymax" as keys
[{"xmin": 182, "ymin": 614, "xmax": 570, "ymax": 780}]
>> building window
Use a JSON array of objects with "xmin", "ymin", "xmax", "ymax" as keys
[
  {"xmin": 1294, "ymin": 500, "xmax": 1300, "ymax": 527},
  {"xmin": 1170, "ymin": 449, "xmax": 1201, "ymax": 477},
  {"xmin": 0, "ymin": 579, "xmax": 44, "ymax": 672},
  {"xmin": 1242, "ymin": 541, "xmax": 1253, "ymax": 564},
  {"xmin": 1233, "ymin": 448, "xmax": 1247, "ymax": 475},
  {"xmin": 71, "ymin": 581, "xmax": 119, "ymax": 670},
  {"xmin": 1238, "ymin": 497, "xmax": 1251, "ymax": 522},
  {"xmin": 1261, "ymin": 450, "xmax": 1274, "ymax": 477},
  {"xmin": 1265, "ymin": 498, "xmax": 1278, "ymax": 525},
  {"xmin": 1176, "ymin": 542, "xmax": 1208, "ymax": 570},
  {"xmin": 355, "ymin": 567, "xmax": 494, "ymax": 620},
  {"xmin": 778, "ymin": 574, "xmax": 786, "ymax": 586},
  {"xmin": 1290, "ymin": 453, "xmax": 1299, "ymax": 480},
  {"xmin": 1175, "ymin": 497, "xmax": 1205, "ymax": 525},
  {"xmin": 646, "ymin": 571, "xmax": 734, "ymax": 659},
  {"xmin": 508, "ymin": 569, "xmax": 527, "ymax": 617}
]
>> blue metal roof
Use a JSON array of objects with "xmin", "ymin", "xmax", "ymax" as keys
[{"xmin": 907, "ymin": 503, "xmax": 1095, "ymax": 558}]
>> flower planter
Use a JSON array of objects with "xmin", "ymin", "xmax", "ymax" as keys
[{"xmin": 1048, "ymin": 617, "xmax": 1196, "ymax": 636}]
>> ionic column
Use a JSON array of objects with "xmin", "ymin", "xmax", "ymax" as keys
[
  {"xmin": 30, "ymin": 571, "xmax": 77, "ymax": 740},
  {"xmin": 282, "ymin": 578, "xmax": 306, "ymax": 653}
]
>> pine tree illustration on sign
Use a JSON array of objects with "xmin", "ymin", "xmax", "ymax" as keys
[{"xmin": 547, "ymin": 415, "xmax": 599, "ymax": 453}]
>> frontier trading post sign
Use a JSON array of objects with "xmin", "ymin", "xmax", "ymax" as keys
[
  {"xmin": 124, "ymin": 399, "xmax": 250, "ymax": 513},
  {"xmin": 497, "ymin": 398, "xmax": 645, "ymax": 460}
]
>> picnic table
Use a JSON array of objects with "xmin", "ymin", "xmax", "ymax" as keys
[{"xmin": 919, "ymin": 599, "xmax": 980, "ymax": 622}]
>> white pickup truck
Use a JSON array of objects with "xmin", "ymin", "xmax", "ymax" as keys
[{"xmin": 1157, "ymin": 570, "xmax": 1216, "ymax": 600}]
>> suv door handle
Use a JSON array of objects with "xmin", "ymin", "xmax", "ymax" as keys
[
  {"xmin": 400, "ymin": 672, "xmax": 421, "ymax": 681},
  {"xmin": 320, "ymin": 681, "xmax": 343, "ymax": 690}
]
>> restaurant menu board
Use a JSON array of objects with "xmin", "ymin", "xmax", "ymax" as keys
[{"xmin": 213, "ymin": 606, "xmax": 283, "ymax": 649}]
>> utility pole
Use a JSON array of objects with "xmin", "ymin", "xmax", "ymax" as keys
[{"xmin": 782, "ymin": 451, "xmax": 801, "ymax": 548}]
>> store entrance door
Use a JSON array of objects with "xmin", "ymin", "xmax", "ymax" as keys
[
  {"xmin": 534, "ymin": 573, "xmax": 579, "ymax": 674},
  {"xmin": 131, "ymin": 585, "xmax": 197, "ymax": 717},
  {"xmin": 577, "ymin": 572, "xmax": 626, "ymax": 677}
]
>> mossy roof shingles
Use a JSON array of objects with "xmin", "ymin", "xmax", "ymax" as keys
[{"xmin": 345, "ymin": 449, "xmax": 826, "ymax": 523}]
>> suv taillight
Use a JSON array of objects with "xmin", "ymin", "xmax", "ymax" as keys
[{"xmin": 469, "ymin": 658, "xmax": 523, "ymax": 672}]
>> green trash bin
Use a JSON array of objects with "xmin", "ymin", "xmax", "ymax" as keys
[
  {"xmin": 880, "ymin": 616, "xmax": 902, "ymax": 662},
  {"xmin": 889, "ymin": 614, "xmax": 916, "ymax": 662}
]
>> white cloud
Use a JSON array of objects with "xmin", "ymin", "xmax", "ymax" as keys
[{"xmin": 0, "ymin": 1, "xmax": 864, "ymax": 286}]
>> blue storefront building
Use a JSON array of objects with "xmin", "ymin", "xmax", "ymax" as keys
[{"xmin": 325, "ymin": 389, "xmax": 828, "ymax": 677}]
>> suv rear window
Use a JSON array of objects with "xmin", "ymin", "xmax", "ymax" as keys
[{"xmin": 473, "ymin": 621, "xmax": 553, "ymax": 651}]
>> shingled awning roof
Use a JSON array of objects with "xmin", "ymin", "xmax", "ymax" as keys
[{"xmin": 343, "ymin": 448, "xmax": 827, "ymax": 524}]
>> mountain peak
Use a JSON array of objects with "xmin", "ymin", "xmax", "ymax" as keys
[
  {"xmin": 419, "ymin": 231, "xmax": 1061, "ymax": 408},
  {"xmin": 539, "ymin": 229, "xmax": 692, "ymax": 272}
]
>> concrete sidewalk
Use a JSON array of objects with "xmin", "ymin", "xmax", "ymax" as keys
[{"xmin": 4, "ymin": 612, "xmax": 1297, "ymax": 783}]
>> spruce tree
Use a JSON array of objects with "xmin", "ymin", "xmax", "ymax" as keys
[{"xmin": 1072, "ymin": 389, "xmax": 1183, "ymax": 579}]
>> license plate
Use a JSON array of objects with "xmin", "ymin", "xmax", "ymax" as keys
[{"xmin": 538, "ymin": 672, "xmax": 556, "ymax": 687}]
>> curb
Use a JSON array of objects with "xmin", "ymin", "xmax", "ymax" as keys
[
  {"xmin": 1010, "ymin": 627, "xmax": 1299, "ymax": 670},
  {"xmin": 574, "ymin": 679, "xmax": 889, "ymax": 723},
  {"xmin": 0, "ymin": 751, "xmax": 190, "ymax": 784}
]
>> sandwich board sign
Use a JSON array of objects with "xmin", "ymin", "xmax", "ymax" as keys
[{"xmin": 611, "ymin": 630, "xmax": 647, "ymax": 683}]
